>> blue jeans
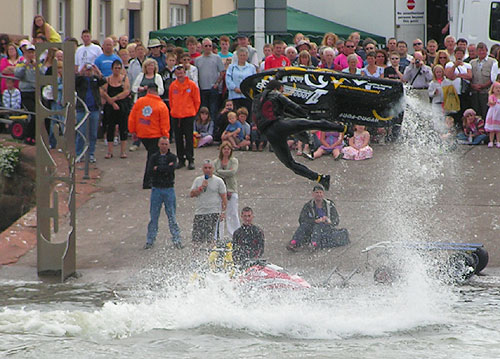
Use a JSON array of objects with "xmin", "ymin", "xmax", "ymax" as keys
[
  {"xmin": 147, "ymin": 187, "xmax": 181, "ymax": 245},
  {"xmin": 76, "ymin": 110, "xmax": 100, "ymax": 157},
  {"xmin": 457, "ymin": 133, "xmax": 487, "ymax": 145}
]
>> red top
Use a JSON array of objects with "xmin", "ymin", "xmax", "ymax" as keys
[{"xmin": 264, "ymin": 55, "xmax": 290, "ymax": 70}]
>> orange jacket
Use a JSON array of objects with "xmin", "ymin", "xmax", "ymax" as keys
[
  {"xmin": 169, "ymin": 78, "xmax": 201, "ymax": 118},
  {"xmin": 128, "ymin": 93, "xmax": 170, "ymax": 139}
]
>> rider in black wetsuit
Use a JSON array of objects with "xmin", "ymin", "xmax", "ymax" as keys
[{"xmin": 253, "ymin": 80, "xmax": 345, "ymax": 190}]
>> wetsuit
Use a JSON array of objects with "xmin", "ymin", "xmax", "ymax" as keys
[{"xmin": 253, "ymin": 89, "xmax": 345, "ymax": 182}]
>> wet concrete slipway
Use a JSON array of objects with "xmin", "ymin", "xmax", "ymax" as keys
[{"xmin": 1, "ymin": 96, "xmax": 500, "ymax": 358}]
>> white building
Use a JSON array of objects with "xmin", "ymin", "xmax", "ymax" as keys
[{"xmin": 0, "ymin": 0, "xmax": 235, "ymax": 44}]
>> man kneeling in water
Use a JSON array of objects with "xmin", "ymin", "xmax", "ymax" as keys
[{"xmin": 253, "ymin": 79, "xmax": 346, "ymax": 190}]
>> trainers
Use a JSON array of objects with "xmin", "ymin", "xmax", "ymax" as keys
[
  {"xmin": 143, "ymin": 243, "xmax": 153, "ymax": 250},
  {"xmin": 318, "ymin": 174, "xmax": 330, "ymax": 191},
  {"xmin": 129, "ymin": 144, "xmax": 139, "ymax": 152},
  {"xmin": 173, "ymin": 241, "xmax": 184, "ymax": 249},
  {"xmin": 302, "ymin": 152, "xmax": 314, "ymax": 161},
  {"xmin": 89, "ymin": 155, "xmax": 96, "ymax": 163},
  {"xmin": 488, "ymin": 142, "xmax": 493, "ymax": 148},
  {"xmin": 497, "ymin": 142, "xmax": 500, "ymax": 148},
  {"xmin": 176, "ymin": 161, "xmax": 185, "ymax": 169},
  {"xmin": 187, "ymin": 161, "xmax": 195, "ymax": 170}
]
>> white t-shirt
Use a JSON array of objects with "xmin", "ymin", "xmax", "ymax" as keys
[
  {"xmin": 75, "ymin": 43, "xmax": 103, "ymax": 70},
  {"xmin": 445, "ymin": 61, "xmax": 471, "ymax": 94},
  {"xmin": 191, "ymin": 175, "xmax": 226, "ymax": 215}
]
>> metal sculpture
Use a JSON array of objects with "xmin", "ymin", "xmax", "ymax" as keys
[{"xmin": 35, "ymin": 42, "xmax": 76, "ymax": 281}]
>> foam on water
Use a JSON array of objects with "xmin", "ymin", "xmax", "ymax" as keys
[{"xmin": 0, "ymin": 267, "xmax": 455, "ymax": 341}]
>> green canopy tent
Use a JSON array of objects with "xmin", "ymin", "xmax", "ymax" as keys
[{"xmin": 149, "ymin": 7, "xmax": 385, "ymax": 46}]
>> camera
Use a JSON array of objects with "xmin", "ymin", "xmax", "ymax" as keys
[
  {"xmin": 85, "ymin": 64, "xmax": 93, "ymax": 70},
  {"xmin": 415, "ymin": 59, "xmax": 420, "ymax": 65}
]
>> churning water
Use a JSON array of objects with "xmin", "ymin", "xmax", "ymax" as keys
[{"xmin": 1, "ymin": 93, "xmax": 499, "ymax": 358}]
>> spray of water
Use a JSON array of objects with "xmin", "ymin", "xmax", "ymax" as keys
[{"xmin": 0, "ymin": 92, "xmax": 468, "ymax": 343}]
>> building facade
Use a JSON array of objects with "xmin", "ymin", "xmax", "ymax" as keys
[{"xmin": 0, "ymin": 0, "xmax": 235, "ymax": 43}]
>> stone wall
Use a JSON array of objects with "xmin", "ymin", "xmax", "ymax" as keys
[{"xmin": 0, "ymin": 146, "xmax": 36, "ymax": 232}]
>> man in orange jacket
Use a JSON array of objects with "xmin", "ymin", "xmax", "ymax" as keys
[
  {"xmin": 169, "ymin": 64, "xmax": 201, "ymax": 170},
  {"xmin": 128, "ymin": 83, "xmax": 171, "ymax": 188}
]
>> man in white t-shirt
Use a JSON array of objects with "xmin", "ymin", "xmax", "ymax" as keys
[
  {"xmin": 445, "ymin": 47, "xmax": 472, "ymax": 122},
  {"xmin": 190, "ymin": 159, "xmax": 227, "ymax": 244},
  {"xmin": 75, "ymin": 29, "xmax": 103, "ymax": 72}
]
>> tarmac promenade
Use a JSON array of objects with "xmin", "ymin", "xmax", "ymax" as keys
[{"xmin": 0, "ymin": 134, "xmax": 499, "ymax": 284}]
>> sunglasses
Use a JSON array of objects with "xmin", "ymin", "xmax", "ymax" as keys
[
  {"xmin": 390, "ymin": 57, "xmax": 399, "ymax": 60},
  {"xmin": 413, "ymin": 42, "xmax": 422, "ymax": 46},
  {"xmin": 345, "ymin": 45, "xmax": 355, "ymax": 48},
  {"xmin": 439, "ymin": 56, "xmax": 447, "ymax": 59},
  {"xmin": 204, "ymin": 44, "xmax": 212, "ymax": 47}
]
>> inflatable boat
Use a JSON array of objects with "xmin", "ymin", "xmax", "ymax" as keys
[{"xmin": 240, "ymin": 67, "xmax": 405, "ymax": 128}]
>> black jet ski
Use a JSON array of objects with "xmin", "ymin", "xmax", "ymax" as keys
[{"xmin": 240, "ymin": 66, "xmax": 405, "ymax": 128}]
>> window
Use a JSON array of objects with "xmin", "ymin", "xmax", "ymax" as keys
[
  {"xmin": 58, "ymin": 0, "xmax": 67, "ymax": 39},
  {"xmin": 490, "ymin": 2, "xmax": 500, "ymax": 41},
  {"xmin": 99, "ymin": 0, "xmax": 111, "ymax": 43},
  {"xmin": 36, "ymin": 0, "xmax": 45, "ymax": 15},
  {"xmin": 170, "ymin": 5, "xmax": 187, "ymax": 27}
]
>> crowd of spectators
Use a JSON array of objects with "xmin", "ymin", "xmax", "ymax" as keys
[{"xmin": 2, "ymin": 16, "xmax": 500, "ymax": 251}]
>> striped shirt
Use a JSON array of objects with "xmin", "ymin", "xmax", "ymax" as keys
[{"xmin": 2, "ymin": 88, "xmax": 22, "ymax": 109}]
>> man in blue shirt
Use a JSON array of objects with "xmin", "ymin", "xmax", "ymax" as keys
[{"xmin": 94, "ymin": 37, "xmax": 121, "ymax": 77}]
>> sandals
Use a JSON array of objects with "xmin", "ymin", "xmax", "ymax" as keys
[
  {"xmin": 120, "ymin": 153, "xmax": 128, "ymax": 159},
  {"xmin": 105, "ymin": 153, "xmax": 113, "ymax": 159}
]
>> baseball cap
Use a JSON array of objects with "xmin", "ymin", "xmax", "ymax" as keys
[
  {"xmin": 25, "ymin": 44, "xmax": 36, "ymax": 51},
  {"xmin": 148, "ymin": 38, "xmax": 162, "ymax": 48},
  {"xmin": 296, "ymin": 39, "xmax": 311, "ymax": 49},
  {"xmin": 20, "ymin": 39, "xmax": 31, "ymax": 48},
  {"xmin": 236, "ymin": 33, "xmax": 249, "ymax": 39}
]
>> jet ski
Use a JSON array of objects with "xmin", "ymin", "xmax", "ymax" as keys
[
  {"xmin": 240, "ymin": 66, "xmax": 405, "ymax": 129},
  {"xmin": 206, "ymin": 243, "xmax": 311, "ymax": 290},
  {"xmin": 239, "ymin": 260, "xmax": 311, "ymax": 290}
]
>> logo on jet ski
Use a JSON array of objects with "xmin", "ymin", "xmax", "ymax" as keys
[{"xmin": 284, "ymin": 84, "xmax": 329, "ymax": 105}]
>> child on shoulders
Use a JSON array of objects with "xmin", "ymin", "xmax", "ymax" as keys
[{"xmin": 341, "ymin": 124, "xmax": 373, "ymax": 160}]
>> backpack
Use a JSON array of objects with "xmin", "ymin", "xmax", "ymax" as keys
[{"xmin": 443, "ymin": 84, "xmax": 460, "ymax": 113}]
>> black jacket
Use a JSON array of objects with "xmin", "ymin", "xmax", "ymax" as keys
[
  {"xmin": 75, "ymin": 75, "xmax": 106, "ymax": 111},
  {"xmin": 299, "ymin": 199, "xmax": 339, "ymax": 227},
  {"xmin": 146, "ymin": 150, "xmax": 177, "ymax": 188},
  {"xmin": 253, "ymin": 89, "xmax": 307, "ymax": 132}
]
